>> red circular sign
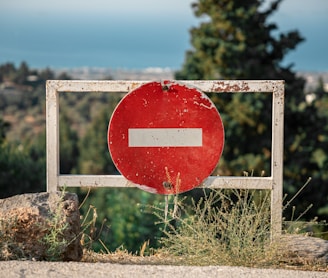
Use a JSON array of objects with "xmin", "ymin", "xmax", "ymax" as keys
[{"xmin": 108, "ymin": 81, "xmax": 224, "ymax": 194}]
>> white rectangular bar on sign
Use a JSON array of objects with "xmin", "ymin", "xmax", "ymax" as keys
[{"xmin": 128, "ymin": 128, "xmax": 202, "ymax": 147}]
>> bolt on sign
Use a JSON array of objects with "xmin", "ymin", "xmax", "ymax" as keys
[{"xmin": 108, "ymin": 81, "xmax": 224, "ymax": 194}]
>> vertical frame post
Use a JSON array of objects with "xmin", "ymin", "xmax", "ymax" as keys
[
  {"xmin": 271, "ymin": 81, "xmax": 284, "ymax": 239},
  {"xmin": 46, "ymin": 81, "xmax": 60, "ymax": 192}
]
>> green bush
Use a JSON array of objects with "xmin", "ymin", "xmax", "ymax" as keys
[{"xmin": 0, "ymin": 142, "xmax": 45, "ymax": 198}]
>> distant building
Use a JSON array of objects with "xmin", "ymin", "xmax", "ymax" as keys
[{"xmin": 324, "ymin": 83, "xmax": 328, "ymax": 92}]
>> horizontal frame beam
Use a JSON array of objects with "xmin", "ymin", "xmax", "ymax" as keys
[{"xmin": 58, "ymin": 175, "xmax": 273, "ymax": 190}]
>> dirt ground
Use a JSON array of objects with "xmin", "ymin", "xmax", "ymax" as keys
[{"xmin": 1, "ymin": 261, "xmax": 328, "ymax": 278}]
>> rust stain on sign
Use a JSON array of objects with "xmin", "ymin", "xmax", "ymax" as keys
[{"xmin": 211, "ymin": 81, "xmax": 250, "ymax": 92}]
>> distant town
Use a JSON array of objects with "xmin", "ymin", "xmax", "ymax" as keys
[{"xmin": 53, "ymin": 67, "xmax": 328, "ymax": 93}]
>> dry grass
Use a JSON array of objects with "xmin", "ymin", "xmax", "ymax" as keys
[
  {"xmin": 0, "ymin": 217, "xmax": 24, "ymax": 260},
  {"xmin": 80, "ymin": 188, "xmax": 328, "ymax": 272},
  {"xmin": 153, "ymin": 189, "xmax": 276, "ymax": 267},
  {"xmin": 81, "ymin": 248, "xmax": 178, "ymax": 265},
  {"xmin": 80, "ymin": 246, "xmax": 328, "ymax": 272}
]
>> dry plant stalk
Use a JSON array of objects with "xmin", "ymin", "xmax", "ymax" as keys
[{"xmin": 157, "ymin": 189, "xmax": 275, "ymax": 267}]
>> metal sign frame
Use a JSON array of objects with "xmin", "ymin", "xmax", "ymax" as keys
[{"xmin": 46, "ymin": 80, "xmax": 284, "ymax": 239}]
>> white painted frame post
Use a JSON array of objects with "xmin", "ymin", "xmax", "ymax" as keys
[{"xmin": 46, "ymin": 80, "xmax": 284, "ymax": 240}]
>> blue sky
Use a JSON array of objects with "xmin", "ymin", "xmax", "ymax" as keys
[{"xmin": 0, "ymin": 0, "xmax": 327, "ymax": 71}]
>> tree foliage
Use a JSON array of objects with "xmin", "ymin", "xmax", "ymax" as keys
[
  {"xmin": 77, "ymin": 187, "xmax": 164, "ymax": 253},
  {"xmin": 0, "ymin": 124, "xmax": 46, "ymax": 198},
  {"xmin": 0, "ymin": 118, "xmax": 9, "ymax": 145},
  {"xmin": 0, "ymin": 62, "xmax": 54, "ymax": 197},
  {"xmin": 73, "ymin": 108, "xmax": 115, "ymax": 175},
  {"xmin": 59, "ymin": 111, "xmax": 79, "ymax": 174}
]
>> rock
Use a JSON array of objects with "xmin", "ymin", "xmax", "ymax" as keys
[
  {"xmin": 277, "ymin": 235, "xmax": 328, "ymax": 264},
  {"xmin": 0, "ymin": 192, "xmax": 82, "ymax": 261}
]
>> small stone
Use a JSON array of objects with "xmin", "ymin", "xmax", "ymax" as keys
[{"xmin": 277, "ymin": 234, "xmax": 328, "ymax": 264}]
